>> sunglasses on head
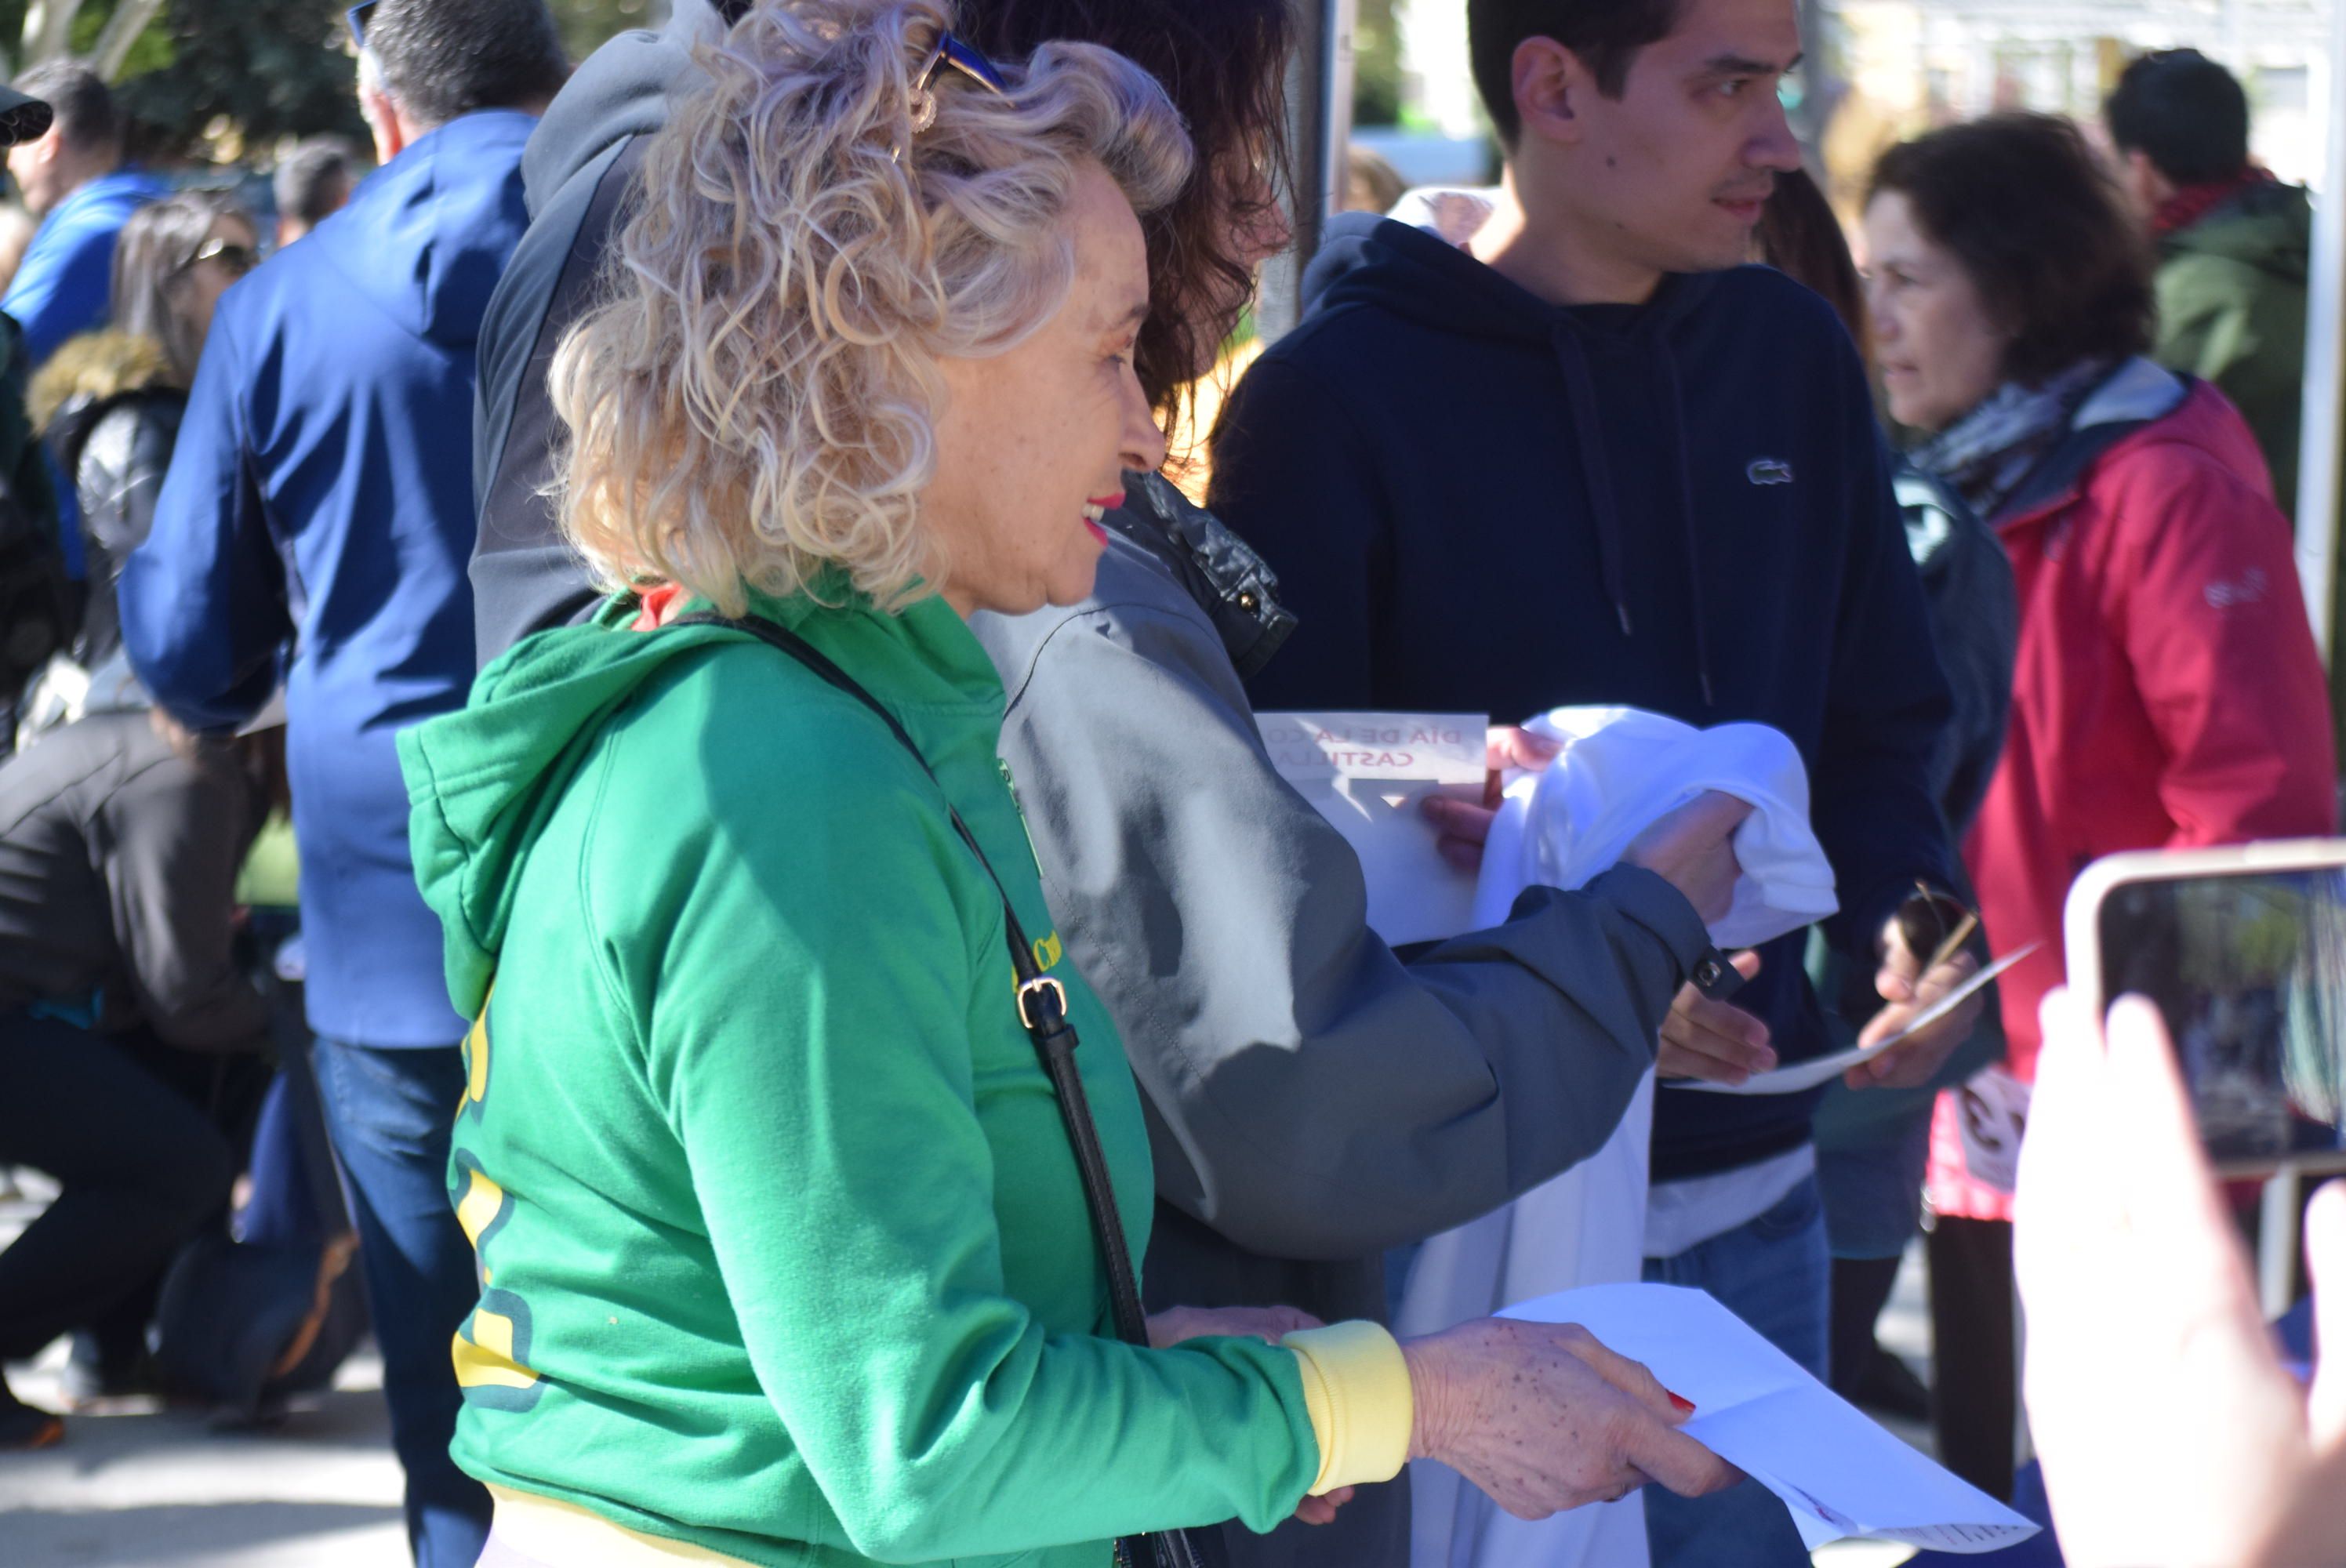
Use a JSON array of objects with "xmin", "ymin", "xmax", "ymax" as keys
[
  {"xmin": 903, "ymin": 30, "xmax": 1008, "ymax": 139},
  {"xmin": 346, "ymin": 0, "xmax": 376, "ymax": 51},
  {"xmin": 919, "ymin": 31, "xmax": 1009, "ymax": 97},
  {"xmin": 189, "ymin": 238, "xmax": 259, "ymax": 277}
]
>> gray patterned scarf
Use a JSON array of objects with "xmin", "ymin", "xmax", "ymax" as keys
[{"xmin": 1908, "ymin": 358, "xmax": 2115, "ymax": 521}]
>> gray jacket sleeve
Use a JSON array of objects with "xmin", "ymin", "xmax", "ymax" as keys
[{"xmin": 996, "ymin": 590, "xmax": 1710, "ymax": 1262}]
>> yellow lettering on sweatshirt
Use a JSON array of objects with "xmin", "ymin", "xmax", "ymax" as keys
[{"xmin": 448, "ymin": 1000, "xmax": 544, "ymax": 1410}]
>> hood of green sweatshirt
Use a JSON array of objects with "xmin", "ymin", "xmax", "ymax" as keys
[
  {"xmin": 402, "ymin": 581, "xmax": 1005, "ymax": 1022},
  {"xmin": 2164, "ymin": 180, "xmax": 2312, "ymax": 285},
  {"xmin": 399, "ymin": 597, "xmax": 751, "ymax": 1018}
]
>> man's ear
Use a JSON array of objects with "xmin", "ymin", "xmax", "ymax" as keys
[
  {"xmin": 1513, "ymin": 35, "xmax": 1593, "ymax": 147},
  {"xmin": 358, "ymin": 78, "xmax": 407, "ymax": 165}
]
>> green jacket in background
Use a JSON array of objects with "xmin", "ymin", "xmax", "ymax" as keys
[
  {"xmin": 2151, "ymin": 181, "xmax": 2310, "ymax": 520},
  {"xmin": 398, "ymin": 585, "xmax": 1324, "ymax": 1567}
]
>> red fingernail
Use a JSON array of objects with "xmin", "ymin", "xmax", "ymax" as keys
[{"xmin": 1667, "ymin": 1391, "xmax": 1696, "ymax": 1414}]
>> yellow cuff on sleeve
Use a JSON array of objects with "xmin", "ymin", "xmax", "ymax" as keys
[{"xmin": 1284, "ymin": 1320, "xmax": 1412, "ymax": 1496}]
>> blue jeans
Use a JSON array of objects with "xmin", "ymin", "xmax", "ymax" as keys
[
  {"xmin": 312, "ymin": 1037, "xmax": 491, "ymax": 1568},
  {"xmin": 1818, "ymin": 1108, "xmax": 1934, "ymax": 1261},
  {"xmin": 1640, "ymin": 1174, "xmax": 1829, "ymax": 1568}
]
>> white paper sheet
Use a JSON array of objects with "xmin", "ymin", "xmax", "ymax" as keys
[
  {"xmin": 1256, "ymin": 712, "xmax": 1487, "ymax": 946},
  {"xmin": 1501, "ymin": 1283, "xmax": 2041, "ymax": 1554},
  {"xmin": 1672, "ymin": 944, "xmax": 2039, "ymax": 1097}
]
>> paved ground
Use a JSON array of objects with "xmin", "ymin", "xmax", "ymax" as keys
[
  {"xmin": 0, "ymin": 1181, "xmax": 1945, "ymax": 1568},
  {"xmin": 1, "ymin": 1345, "xmax": 408, "ymax": 1567}
]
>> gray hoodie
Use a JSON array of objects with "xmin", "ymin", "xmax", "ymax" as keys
[
  {"xmin": 972, "ymin": 473, "xmax": 1710, "ymax": 1568},
  {"xmin": 469, "ymin": 1, "xmax": 732, "ymax": 663}
]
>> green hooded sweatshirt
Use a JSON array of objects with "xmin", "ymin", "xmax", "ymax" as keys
[
  {"xmin": 2153, "ymin": 180, "xmax": 2310, "ymax": 522},
  {"xmin": 398, "ymin": 585, "xmax": 1342, "ymax": 1566}
]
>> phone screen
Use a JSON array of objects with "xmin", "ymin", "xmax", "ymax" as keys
[{"xmin": 2096, "ymin": 868, "xmax": 2346, "ymax": 1161}]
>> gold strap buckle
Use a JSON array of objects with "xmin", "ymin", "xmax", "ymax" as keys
[{"xmin": 1018, "ymin": 975, "xmax": 1069, "ymax": 1031}]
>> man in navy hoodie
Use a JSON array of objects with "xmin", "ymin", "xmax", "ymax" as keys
[
  {"xmin": 1210, "ymin": 0, "xmax": 1981, "ymax": 1561},
  {"xmin": 118, "ymin": 2, "xmax": 565, "ymax": 1562}
]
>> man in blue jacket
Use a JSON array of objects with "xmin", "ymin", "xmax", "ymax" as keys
[
  {"xmin": 2, "ymin": 62, "xmax": 162, "ymax": 371},
  {"xmin": 1209, "ymin": 0, "xmax": 1982, "ymax": 1562},
  {"xmin": 118, "ymin": 2, "xmax": 565, "ymax": 1561},
  {"xmin": 5, "ymin": 63, "xmax": 163, "ymax": 588}
]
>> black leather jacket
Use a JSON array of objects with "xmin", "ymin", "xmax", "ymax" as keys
[
  {"xmin": 32, "ymin": 331, "xmax": 187, "ymax": 667},
  {"xmin": 54, "ymin": 389, "xmax": 183, "ymax": 666}
]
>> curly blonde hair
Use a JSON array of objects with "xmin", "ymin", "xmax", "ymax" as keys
[{"xmin": 552, "ymin": 0, "xmax": 1193, "ymax": 615}]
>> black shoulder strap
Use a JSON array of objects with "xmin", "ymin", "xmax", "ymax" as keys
[{"xmin": 670, "ymin": 611, "xmax": 1155, "ymax": 1352}]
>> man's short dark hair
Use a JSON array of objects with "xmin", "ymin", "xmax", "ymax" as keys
[
  {"xmin": 1468, "ymin": 0, "xmax": 1684, "ymax": 146},
  {"xmin": 11, "ymin": 60, "xmax": 121, "ymax": 156},
  {"xmin": 274, "ymin": 136, "xmax": 358, "ymax": 227},
  {"xmin": 1868, "ymin": 114, "xmax": 2153, "ymax": 386},
  {"xmin": 2104, "ymin": 49, "xmax": 2250, "ymax": 187},
  {"xmin": 364, "ymin": 0, "xmax": 569, "ymax": 129}
]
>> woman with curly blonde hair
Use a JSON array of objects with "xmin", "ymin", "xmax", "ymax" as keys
[{"xmin": 399, "ymin": 4, "xmax": 1733, "ymax": 1564}]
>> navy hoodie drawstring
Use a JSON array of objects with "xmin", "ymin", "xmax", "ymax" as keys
[
  {"xmin": 1550, "ymin": 320, "xmax": 1720, "ymax": 706},
  {"xmin": 1657, "ymin": 349, "xmax": 1717, "ymax": 707},
  {"xmin": 1551, "ymin": 328, "xmax": 1633, "ymax": 637}
]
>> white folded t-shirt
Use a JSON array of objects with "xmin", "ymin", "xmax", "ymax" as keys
[{"xmin": 1472, "ymin": 706, "xmax": 1837, "ymax": 947}]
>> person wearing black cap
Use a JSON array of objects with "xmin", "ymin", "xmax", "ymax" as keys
[
  {"xmin": 2, "ymin": 64, "xmax": 163, "ymax": 372},
  {"xmin": 0, "ymin": 81, "xmax": 64, "ymax": 742},
  {"xmin": 0, "ymin": 82, "xmax": 50, "ymax": 147}
]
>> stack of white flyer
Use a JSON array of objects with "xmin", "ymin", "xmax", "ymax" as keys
[{"xmin": 1501, "ymin": 1283, "xmax": 2043, "ymax": 1554}]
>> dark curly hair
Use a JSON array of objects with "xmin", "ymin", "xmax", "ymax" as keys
[
  {"xmin": 957, "ymin": 0, "xmax": 1295, "ymax": 416},
  {"xmin": 1868, "ymin": 114, "xmax": 2152, "ymax": 387}
]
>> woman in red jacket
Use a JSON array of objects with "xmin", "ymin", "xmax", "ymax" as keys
[{"xmin": 1861, "ymin": 112, "xmax": 2336, "ymax": 1500}]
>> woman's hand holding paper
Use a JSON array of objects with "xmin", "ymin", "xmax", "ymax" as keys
[
  {"xmin": 1848, "ymin": 909, "xmax": 1984, "ymax": 1087},
  {"xmin": 1400, "ymin": 1318, "xmax": 1741, "ymax": 1518}
]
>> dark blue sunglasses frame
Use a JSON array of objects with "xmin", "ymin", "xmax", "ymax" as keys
[
  {"xmin": 346, "ymin": 0, "xmax": 376, "ymax": 51},
  {"xmin": 920, "ymin": 32, "xmax": 1010, "ymax": 100}
]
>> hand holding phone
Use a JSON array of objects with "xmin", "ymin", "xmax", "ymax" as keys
[{"xmin": 2065, "ymin": 842, "xmax": 2346, "ymax": 1166}]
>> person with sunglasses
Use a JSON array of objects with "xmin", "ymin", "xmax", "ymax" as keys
[
  {"xmin": 114, "ymin": 2, "xmax": 566, "ymax": 1563},
  {"xmin": 0, "ymin": 62, "xmax": 164, "ymax": 374},
  {"xmin": 27, "ymin": 191, "xmax": 256, "ymax": 691}
]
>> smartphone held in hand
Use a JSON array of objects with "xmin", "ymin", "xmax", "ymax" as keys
[{"xmin": 2065, "ymin": 841, "xmax": 2346, "ymax": 1170}]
